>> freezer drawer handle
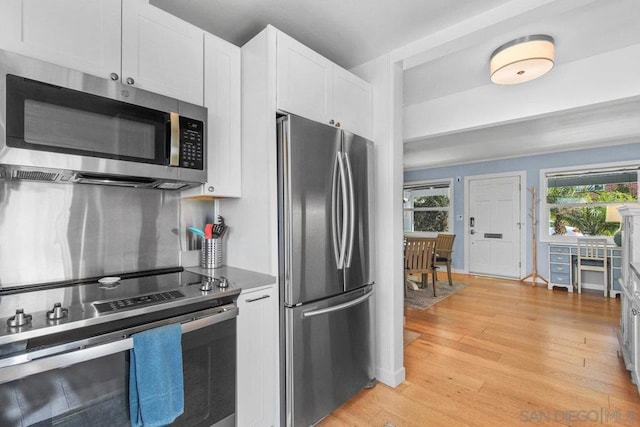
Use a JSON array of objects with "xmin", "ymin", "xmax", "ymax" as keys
[{"xmin": 302, "ymin": 291, "xmax": 372, "ymax": 318}]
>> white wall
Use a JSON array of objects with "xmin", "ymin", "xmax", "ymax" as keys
[{"xmin": 351, "ymin": 54, "xmax": 406, "ymax": 387}]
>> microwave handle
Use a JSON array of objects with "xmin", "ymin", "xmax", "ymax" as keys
[{"xmin": 169, "ymin": 112, "xmax": 181, "ymax": 167}]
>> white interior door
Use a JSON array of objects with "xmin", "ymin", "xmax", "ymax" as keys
[{"xmin": 468, "ymin": 175, "xmax": 522, "ymax": 278}]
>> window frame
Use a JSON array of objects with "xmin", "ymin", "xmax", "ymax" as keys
[
  {"xmin": 539, "ymin": 160, "xmax": 639, "ymax": 243},
  {"xmin": 403, "ymin": 178, "xmax": 454, "ymax": 238}
]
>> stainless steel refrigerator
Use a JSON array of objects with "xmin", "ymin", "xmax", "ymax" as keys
[{"xmin": 277, "ymin": 113, "xmax": 375, "ymax": 427}]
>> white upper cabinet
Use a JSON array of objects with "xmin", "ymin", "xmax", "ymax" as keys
[
  {"xmin": 0, "ymin": 0, "xmax": 204, "ymax": 105},
  {"xmin": 276, "ymin": 31, "xmax": 333, "ymax": 124},
  {"xmin": 182, "ymin": 33, "xmax": 241, "ymax": 198},
  {"xmin": 332, "ymin": 65, "xmax": 373, "ymax": 140},
  {"xmin": 0, "ymin": 0, "xmax": 121, "ymax": 79},
  {"xmin": 122, "ymin": 0, "xmax": 204, "ymax": 105},
  {"xmin": 275, "ymin": 29, "xmax": 372, "ymax": 140}
]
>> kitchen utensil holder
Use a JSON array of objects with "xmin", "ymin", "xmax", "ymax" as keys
[{"xmin": 201, "ymin": 238, "xmax": 223, "ymax": 269}]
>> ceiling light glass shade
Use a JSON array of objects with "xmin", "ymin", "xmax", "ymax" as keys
[{"xmin": 490, "ymin": 35, "xmax": 554, "ymax": 85}]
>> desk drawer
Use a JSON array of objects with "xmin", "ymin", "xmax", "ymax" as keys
[
  {"xmin": 549, "ymin": 246, "xmax": 571, "ymax": 254},
  {"xmin": 550, "ymin": 263, "xmax": 570, "ymax": 273},
  {"xmin": 550, "ymin": 254, "xmax": 570, "ymax": 264},
  {"xmin": 551, "ymin": 272, "xmax": 571, "ymax": 285}
]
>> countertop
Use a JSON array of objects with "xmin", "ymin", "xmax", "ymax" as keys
[{"xmin": 185, "ymin": 265, "xmax": 276, "ymax": 292}]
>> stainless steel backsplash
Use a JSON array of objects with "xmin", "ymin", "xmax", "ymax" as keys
[{"xmin": 0, "ymin": 180, "xmax": 191, "ymax": 288}]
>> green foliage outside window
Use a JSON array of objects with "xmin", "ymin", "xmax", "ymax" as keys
[
  {"xmin": 547, "ymin": 183, "xmax": 636, "ymax": 236},
  {"xmin": 412, "ymin": 194, "xmax": 449, "ymax": 232}
]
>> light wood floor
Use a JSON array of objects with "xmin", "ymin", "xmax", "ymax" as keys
[{"xmin": 320, "ymin": 274, "xmax": 640, "ymax": 426}]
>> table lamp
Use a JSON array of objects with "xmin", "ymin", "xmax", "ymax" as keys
[{"xmin": 606, "ymin": 206, "xmax": 623, "ymax": 246}]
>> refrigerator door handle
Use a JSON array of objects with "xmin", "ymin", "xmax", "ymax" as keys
[
  {"xmin": 336, "ymin": 151, "xmax": 349, "ymax": 269},
  {"xmin": 301, "ymin": 290, "xmax": 373, "ymax": 318},
  {"xmin": 344, "ymin": 152, "xmax": 356, "ymax": 267},
  {"xmin": 331, "ymin": 152, "xmax": 341, "ymax": 267}
]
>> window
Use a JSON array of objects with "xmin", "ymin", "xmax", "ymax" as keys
[
  {"xmin": 403, "ymin": 180, "xmax": 452, "ymax": 235},
  {"xmin": 542, "ymin": 164, "xmax": 638, "ymax": 241}
]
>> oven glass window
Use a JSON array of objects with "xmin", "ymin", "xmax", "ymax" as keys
[{"xmin": 0, "ymin": 318, "xmax": 236, "ymax": 427}]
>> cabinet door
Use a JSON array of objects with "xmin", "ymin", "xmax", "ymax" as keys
[
  {"xmin": 237, "ymin": 285, "xmax": 277, "ymax": 427},
  {"xmin": 0, "ymin": 0, "xmax": 121, "ymax": 80},
  {"xmin": 333, "ymin": 65, "xmax": 373, "ymax": 140},
  {"xmin": 202, "ymin": 33, "xmax": 241, "ymax": 197},
  {"xmin": 122, "ymin": 0, "xmax": 204, "ymax": 105},
  {"xmin": 276, "ymin": 31, "xmax": 333, "ymax": 124}
]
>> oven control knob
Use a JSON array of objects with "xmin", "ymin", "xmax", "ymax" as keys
[
  {"xmin": 46, "ymin": 303, "xmax": 68, "ymax": 321},
  {"xmin": 7, "ymin": 309, "xmax": 32, "ymax": 328},
  {"xmin": 200, "ymin": 278, "xmax": 214, "ymax": 292},
  {"xmin": 218, "ymin": 276, "xmax": 229, "ymax": 288}
]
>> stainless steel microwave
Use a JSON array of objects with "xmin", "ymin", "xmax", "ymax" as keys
[{"xmin": 0, "ymin": 49, "xmax": 207, "ymax": 190}]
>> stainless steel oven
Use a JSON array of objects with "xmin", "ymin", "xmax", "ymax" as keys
[
  {"xmin": 0, "ymin": 269, "xmax": 238, "ymax": 427},
  {"xmin": 0, "ymin": 49, "xmax": 207, "ymax": 190}
]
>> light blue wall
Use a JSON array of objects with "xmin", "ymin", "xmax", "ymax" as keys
[{"xmin": 404, "ymin": 142, "xmax": 640, "ymax": 278}]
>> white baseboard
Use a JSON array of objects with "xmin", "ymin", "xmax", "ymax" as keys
[{"xmin": 376, "ymin": 366, "xmax": 406, "ymax": 388}]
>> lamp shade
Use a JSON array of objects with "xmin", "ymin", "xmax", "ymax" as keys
[
  {"xmin": 490, "ymin": 35, "xmax": 554, "ymax": 85},
  {"xmin": 606, "ymin": 206, "xmax": 623, "ymax": 223}
]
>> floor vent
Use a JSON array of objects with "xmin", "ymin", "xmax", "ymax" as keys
[{"xmin": 12, "ymin": 170, "xmax": 59, "ymax": 181}]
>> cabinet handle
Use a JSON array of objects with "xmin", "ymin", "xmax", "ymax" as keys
[
  {"xmin": 245, "ymin": 295, "xmax": 270, "ymax": 303},
  {"xmin": 633, "ymin": 308, "xmax": 638, "ymax": 316},
  {"xmin": 335, "ymin": 122, "xmax": 341, "ymax": 128},
  {"xmin": 126, "ymin": 77, "xmax": 135, "ymax": 85},
  {"xmin": 109, "ymin": 72, "xmax": 119, "ymax": 81},
  {"xmin": 329, "ymin": 119, "xmax": 335, "ymax": 125},
  {"xmin": 207, "ymin": 186, "xmax": 215, "ymax": 193}
]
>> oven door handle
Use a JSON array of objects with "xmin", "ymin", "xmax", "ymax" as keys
[
  {"xmin": 181, "ymin": 305, "xmax": 238, "ymax": 333},
  {"xmin": 0, "ymin": 305, "xmax": 238, "ymax": 385},
  {"xmin": 0, "ymin": 338, "xmax": 133, "ymax": 385}
]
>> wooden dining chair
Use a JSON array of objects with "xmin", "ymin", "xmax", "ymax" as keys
[
  {"xmin": 434, "ymin": 233, "xmax": 456, "ymax": 286},
  {"xmin": 404, "ymin": 237, "xmax": 437, "ymax": 297}
]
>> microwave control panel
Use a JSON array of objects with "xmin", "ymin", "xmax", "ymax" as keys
[{"xmin": 179, "ymin": 117, "xmax": 204, "ymax": 169}]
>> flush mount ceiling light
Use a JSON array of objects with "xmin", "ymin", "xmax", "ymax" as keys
[{"xmin": 490, "ymin": 35, "xmax": 555, "ymax": 85}]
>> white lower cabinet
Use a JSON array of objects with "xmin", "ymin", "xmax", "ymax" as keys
[{"xmin": 237, "ymin": 284, "xmax": 278, "ymax": 427}]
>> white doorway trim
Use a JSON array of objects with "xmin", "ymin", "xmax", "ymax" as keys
[{"xmin": 463, "ymin": 170, "xmax": 527, "ymax": 279}]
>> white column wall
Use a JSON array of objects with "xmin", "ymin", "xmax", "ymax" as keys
[{"xmin": 351, "ymin": 55, "xmax": 406, "ymax": 387}]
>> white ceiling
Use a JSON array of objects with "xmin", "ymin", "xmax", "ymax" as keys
[
  {"xmin": 403, "ymin": 0, "xmax": 640, "ymax": 106},
  {"xmin": 150, "ymin": 0, "xmax": 511, "ymax": 69},
  {"xmin": 400, "ymin": 0, "xmax": 640, "ymax": 169},
  {"xmin": 151, "ymin": 0, "xmax": 640, "ymax": 170}
]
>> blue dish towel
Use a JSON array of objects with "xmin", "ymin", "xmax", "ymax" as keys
[{"xmin": 129, "ymin": 323, "xmax": 184, "ymax": 427}]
